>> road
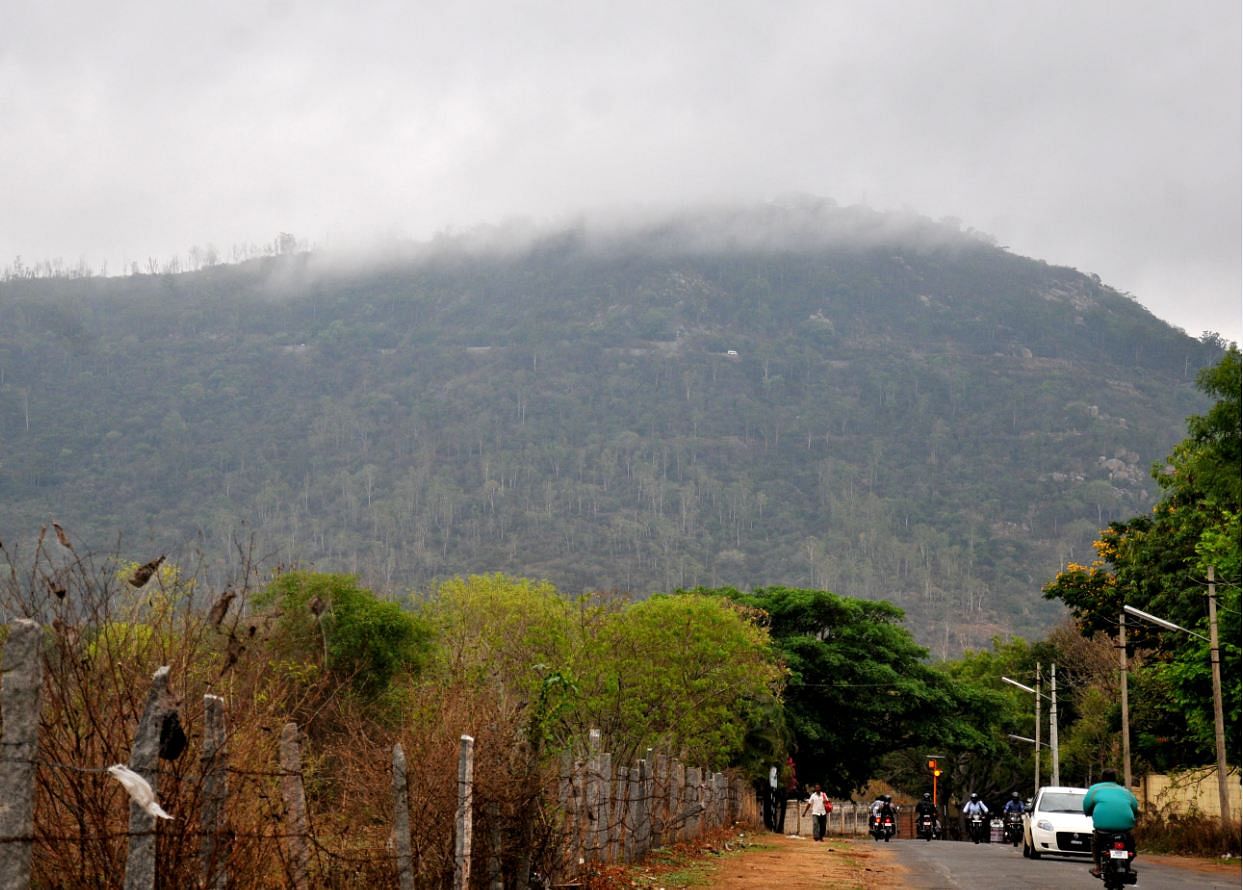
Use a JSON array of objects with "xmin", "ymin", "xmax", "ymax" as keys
[{"xmin": 887, "ymin": 837, "xmax": 1238, "ymax": 889}]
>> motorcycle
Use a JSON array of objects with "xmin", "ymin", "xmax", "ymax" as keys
[
  {"xmin": 916, "ymin": 812, "xmax": 937, "ymax": 841},
  {"xmin": 1004, "ymin": 812, "xmax": 1023, "ymax": 846},
  {"xmin": 1097, "ymin": 831, "xmax": 1138, "ymax": 888},
  {"xmin": 967, "ymin": 812, "xmax": 986, "ymax": 844},
  {"xmin": 869, "ymin": 812, "xmax": 896, "ymax": 842}
]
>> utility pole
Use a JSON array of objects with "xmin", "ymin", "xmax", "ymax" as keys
[
  {"xmin": 1035, "ymin": 664, "xmax": 1042, "ymax": 793},
  {"xmin": 1208, "ymin": 567, "xmax": 1232, "ymax": 831},
  {"xmin": 1120, "ymin": 613, "xmax": 1132, "ymax": 787},
  {"xmin": 1050, "ymin": 663, "xmax": 1060, "ymax": 787}
]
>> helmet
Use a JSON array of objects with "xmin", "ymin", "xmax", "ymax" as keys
[
  {"xmin": 1011, "ymin": 792, "xmax": 1020, "ymax": 800},
  {"xmin": 922, "ymin": 792, "xmax": 931, "ymax": 800},
  {"xmin": 970, "ymin": 792, "xmax": 979, "ymax": 800},
  {"xmin": 883, "ymin": 794, "xmax": 892, "ymax": 802}
]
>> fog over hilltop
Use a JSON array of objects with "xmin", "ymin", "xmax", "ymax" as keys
[{"xmin": 2, "ymin": 1, "xmax": 1238, "ymax": 340}]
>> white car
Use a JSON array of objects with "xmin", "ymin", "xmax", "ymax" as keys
[{"xmin": 1022, "ymin": 785, "xmax": 1094, "ymax": 859}]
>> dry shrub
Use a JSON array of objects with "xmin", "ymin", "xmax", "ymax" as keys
[
  {"xmin": 1136, "ymin": 810, "xmax": 1242, "ymax": 857},
  {"xmin": 397, "ymin": 679, "xmax": 571, "ymax": 887},
  {"xmin": 0, "ymin": 531, "xmax": 574, "ymax": 889}
]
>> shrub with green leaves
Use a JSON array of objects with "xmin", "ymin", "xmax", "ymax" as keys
[{"xmin": 257, "ymin": 571, "xmax": 432, "ymax": 699}]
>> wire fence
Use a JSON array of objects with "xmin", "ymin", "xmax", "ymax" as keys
[{"xmin": 0, "ymin": 619, "xmax": 760, "ymax": 889}]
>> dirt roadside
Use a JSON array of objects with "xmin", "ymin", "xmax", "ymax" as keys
[
  {"xmin": 588, "ymin": 830, "xmax": 906, "ymax": 889},
  {"xmin": 1140, "ymin": 852, "xmax": 1241, "ymax": 877}
]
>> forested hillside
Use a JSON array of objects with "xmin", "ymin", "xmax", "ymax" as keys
[{"xmin": 0, "ymin": 202, "xmax": 1224, "ymax": 654}]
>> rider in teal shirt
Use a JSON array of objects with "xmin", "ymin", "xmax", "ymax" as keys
[{"xmin": 1083, "ymin": 769, "xmax": 1139, "ymax": 877}]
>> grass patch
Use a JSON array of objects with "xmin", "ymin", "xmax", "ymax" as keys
[{"xmin": 590, "ymin": 829, "xmax": 772, "ymax": 888}]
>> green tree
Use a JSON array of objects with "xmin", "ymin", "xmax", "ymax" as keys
[
  {"xmin": 418, "ymin": 573, "xmax": 576, "ymax": 703},
  {"xmin": 705, "ymin": 585, "xmax": 997, "ymax": 795},
  {"xmin": 576, "ymin": 593, "xmax": 784, "ymax": 770},
  {"xmin": 1044, "ymin": 347, "xmax": 1241, "ymax": 767},
  {"xmin": 257, "ymin": 571, "xmax": 432, "ymax": 700},
  {"xmin": 930, "ymin": 636, "xmax": 1041, "ymax": 800}
]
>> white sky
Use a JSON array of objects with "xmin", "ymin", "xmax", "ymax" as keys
[{"xmin": 2, "ymin": 0, "xmax": 1239, "ymax": 341}]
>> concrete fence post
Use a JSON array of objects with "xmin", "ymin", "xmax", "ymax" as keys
[
  {"xmin": 279, "ymin": 723, "xmax": 310, "ymax": 890},
  {"xmin": 199, "ymin": 694, "xmax": 228, "ymax": 890},
  {"xmin": 585, "ymin": 730, "xmax": 601, "ymax": 863},
  {"xmin": 392, "ymin": 744, "xmax": 414, "ymax": 890},
  {"xmin": 625, "ymin": 765, "xmax": 641, "ymax": 863},
  {"xmin": 635, "ymin": 758, "xmax": 651, "ymax": 859},
  {"xmin": 0, "ymin": 619, "xmax": 43, "ymax": 890},
  {"xmin": 671, "ymin": 760, "xmax": 685, "ymax": 842},
  {"xmin": 685, "ymin": 767, "xmax": 702, "ymax": 839},
  {"xmin": 453, "ymin": 735, "xmax": 474, "ymax": 890},
  {"xmin": 123, "ymin": 665, "xmax": 173, "ymax": 890},
  {"xmin": 615, "ymin": 765, "xmax": 631, "ymax": 862},
  {"xmin": 655, "ymin": 753, "xmax": 670, "ymax": 846},
  {"xmin": 598, "ymin": 751, "xmax": 612, "ymax": 862}
]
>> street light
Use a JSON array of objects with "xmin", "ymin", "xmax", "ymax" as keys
[
  {"xmin": 1122, "ymin": 568, "xmax": 1232, "ymax": 833},
  {"xmin": 1123, "ymin": 605, "xmax": 1208, "ymax": 640},
  {"xmin": 1003, "ymin": 664, "xmax": 1060, "ymax": 788}
]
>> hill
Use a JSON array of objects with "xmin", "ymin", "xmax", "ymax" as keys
[{"xmin": 0, "ymin": 200, "xmax": 1224, "ymax": 654}]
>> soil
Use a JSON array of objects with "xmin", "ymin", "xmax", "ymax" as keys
[
  {"xmin": 698, "ymin": 834, "xmax": 906, "ymax": 888},
  {"xmin": 1141, "ymin": 853, "xmax": 1241, "ymax": 877},
  {"xmin": 587, "ymin": 830, "xmax": 907, "ymax": 889}
]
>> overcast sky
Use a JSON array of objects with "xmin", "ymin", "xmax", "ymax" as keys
[{"xmin": 2, "ymin": 0, "xmax": 1239, "ymax": 341}]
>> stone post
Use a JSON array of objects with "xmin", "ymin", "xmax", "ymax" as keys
[
  {"xmin": 453, "ymin": 735, "xmax": 474, "ymax": 890},
  {"xmin": 279, "ymin": 723, "xmax": 310, "ymax": 890},
  {"xmin": 123, "ymin": 666, "xmax": 173, "ymax": 890},
  {"xmin": 392, "ymin": 744, "xmax": 414, "ymax": 890},
  {"xmin": 199, "ymin": 694, "xmax": 228, "ymax": 890},
  {"xmin": 0, "ymin": 620, "xmax": 42, "ymax": 890}
]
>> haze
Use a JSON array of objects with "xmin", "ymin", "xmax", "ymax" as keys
[{"xmin": 2, "ymin": 0, "xmax": 1239, "ymax": 341}]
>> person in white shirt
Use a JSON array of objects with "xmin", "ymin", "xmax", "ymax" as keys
[
  {"xmin": 802, "ymin": 784, "xmax": 832, "ymax": 841},
  {"xmin": 962, "ymin": 793, "xmax": 990, "ymax": 843}
]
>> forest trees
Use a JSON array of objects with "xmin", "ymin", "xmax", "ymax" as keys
[
  {"xmin": 1043, "ymin": 347, "xmax": 1241, "ymax": 769},
  {"xmin": 695, "ymin": 585, "xmax": 1000, "ymax": 795},
  {"xmin": 415, "ymin": 575, "xmax": 785, "ymax": 771}
]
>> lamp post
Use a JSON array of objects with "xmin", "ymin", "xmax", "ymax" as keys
[
  {"xmin": 1120, "ymin": 610, "xmax": 1131, "ymax": 788},
  {"xmin": 1003, "ymin": 665, "xmax": 1059, "ymax": 790},
  {"xmin": 1124, "ymin": 566, "xmax": 1232, "ymax": 833}
]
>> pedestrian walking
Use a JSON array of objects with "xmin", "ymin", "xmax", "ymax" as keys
[{"xmin": 802, "ymin": 784, "xmax": 832, "ymax": 842}]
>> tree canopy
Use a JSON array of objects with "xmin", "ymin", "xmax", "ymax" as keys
[
  {"xmin": 694, "ymin": 585, "xmax": 998, "ymax": 795},
  {"xmin": 1043, "ymin": 347, "xmax": 1240, "ymax": 768}
]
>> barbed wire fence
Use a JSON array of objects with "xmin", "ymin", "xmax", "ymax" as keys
[{"xmin": 0, "ymin": 617, "xmax": 761, "ymax": 889}]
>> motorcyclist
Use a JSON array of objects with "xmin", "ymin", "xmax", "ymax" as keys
[
  {"xmin": 878, "ymin": 795, "xmax": 897, "ymax": 839},
  {"xmin": 869, "ymin": 794, "xmax": 885, "ymax": 831},
  {"xmin": 1083, "ymin": 769, "xmax": 1138, "ymax": 879},
  {"xmin": 962, "ymin": 792, "xmax": 989, "ymax": 817},
  {"xmin": 1002, "ymin": 792, "xmax": 1024, "ymax": 843},
  {"xmin": 915, "ymin": 791, "xmax": 938, "ymax": 835},
  {"xmin": 962, "ymin": 792, "xmax": 989, "ymax": 842}
]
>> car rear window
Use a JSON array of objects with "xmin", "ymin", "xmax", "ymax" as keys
[{"xmin": 1039, "ymin": 792, "xmax": 1086, "ymax": 813}]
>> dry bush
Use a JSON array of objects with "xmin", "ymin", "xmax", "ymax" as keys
[
  {"xmin": 397, "ymin": 679, "xmax": 571, "ymax": 887},
  {"xmin": 0, "ymin": 530, "xmax": 576, "ymax": 889},
  {"xmin": 1136, "ymin": 810, "xmax": 1242, "ymax": 856}
]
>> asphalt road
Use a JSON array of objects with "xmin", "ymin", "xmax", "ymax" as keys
[{"xmin": 887, "ymin": 837, "xmax": 1237, "ymax": 889}]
